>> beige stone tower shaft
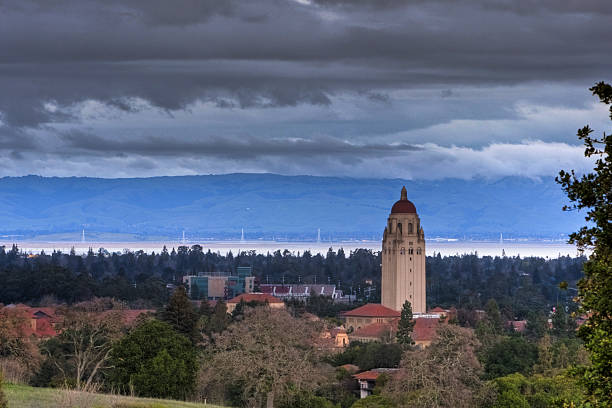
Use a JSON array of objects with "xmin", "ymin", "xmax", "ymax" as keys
[{"xmin": 381, "ymin": 187, "xmax": 426, "ymax": 313}]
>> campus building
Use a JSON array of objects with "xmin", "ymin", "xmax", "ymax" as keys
[{"xmin": 184, "ymin": 266, "xmax": 255, "ymax": 300}]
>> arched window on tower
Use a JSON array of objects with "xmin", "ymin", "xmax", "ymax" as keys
[
  {"xmin": 408, "ymin": 248, "xmax": 414, "ymax": 255},
  {"xmin": 408, "ymin": 223, "xmax": 413, "ymax": 234},
  {"xmin": 416, "ymin": 247, "xmax": 422, "ymax": 255},
  {"xmin": 397, "ymin": 223, "xmax": 402, "ymax": 235},
  {"xmin": 400, "ymin": 247, "xmax": 405, "ymax": 255}
]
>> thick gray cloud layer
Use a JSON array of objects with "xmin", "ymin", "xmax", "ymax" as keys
[{"xmin": 0, "ymin": 0, "xmax": 610, "ymax": 178}]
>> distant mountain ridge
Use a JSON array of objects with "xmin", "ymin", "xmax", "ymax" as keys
[{"xmin": 0, "ymin": 174, "xmax": 583, "ymax": 240}]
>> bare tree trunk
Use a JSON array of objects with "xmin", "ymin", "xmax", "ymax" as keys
[{"xmin": 266, "ymin": 392, "xmax": 274, "ymax": 408}]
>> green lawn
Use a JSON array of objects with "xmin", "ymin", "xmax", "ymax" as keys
[{"xmin": 4, "ymin": 383, "xmax": 225, "ymax": 408}]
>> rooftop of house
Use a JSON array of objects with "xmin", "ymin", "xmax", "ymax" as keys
[
  {"xmin": 1, "ymin": 305, "xmax": 153, "ymax": 338},
  {"xmin": 341, "ymin": 303, "xmax": 401, "ymax": 318},
  {"xmin": 412, "ymin": 317, "xmax": 440, "ymax": 342},
  {"xmin": 353, "ymin": 370, "xmax": 382, "ymax": 381},
  {"xmin": 351, "ymin": 321, "xmax": 397, "ymax": 339},
  {"xmin": 353, "ymin": 368, "xmax": 400, "ymax": 381}
]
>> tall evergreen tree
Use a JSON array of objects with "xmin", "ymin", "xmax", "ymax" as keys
[
  {"xmin": 557, "ymin": 81, "xmax": 612, "ymax": 406},
  {"xmin": 484, "ymin": 298, "xmax": 503, "ymax": 334},
  {"xmin": 396, "ymin": 300, "xmax": 415, "ymax": 347},
  {"xmin": 159, "ymin": 286, "xmax": 199, "ymax": 342},
  {"xmin": 206, "ymin": 300, "xmax": 231, "ymax": 335},
  {"xmin": 199, "ymin": 299, "xmax": 214, "ymax": 317}
]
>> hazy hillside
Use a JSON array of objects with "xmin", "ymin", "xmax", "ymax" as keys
[{"xmin": 0, "ymin": 174, "xmax": 583, "ymax": 240}]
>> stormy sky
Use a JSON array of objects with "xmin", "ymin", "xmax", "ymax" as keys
[{"xmin": 0, "ymin": 0, "xmax": 610, "ymax": 179}]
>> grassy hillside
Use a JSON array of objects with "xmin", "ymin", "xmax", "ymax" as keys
[{"xmin": 4, "ymin": 383, "xmax": 224, "ymax": 408}]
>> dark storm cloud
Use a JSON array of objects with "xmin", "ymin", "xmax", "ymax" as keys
[
  {"xmin": 0, "ymin": 0, "xmax": 610, "ymax": 178},
  {"xmin": 59, "ymin": 131, "xmax": 421, "ymax": 160},
  {"xmin": 0, "ymin": 0, "xmax": 237, "ymax": 26},
  {"xmin": 0, "ymin": 0, "xmax": 610, "ymax": 129},
  {"xmin": 312, "ymin": 0, "xmax": 612, "ymax": 14}
]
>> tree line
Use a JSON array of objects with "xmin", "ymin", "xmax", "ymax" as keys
[{"xmin": 0, "ymin": 244, "xmax": 585, "ymax": 317}]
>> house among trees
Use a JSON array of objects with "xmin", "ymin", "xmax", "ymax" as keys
[
  {"xmin": 353, "ymin": 368, "xmax": 399, "ymax": 399},
  {"xmin": 1, "ymin": 304, "xmax": 61, "ymax": 338},
  {"xmin": 226, "ymin": 293, "xmax": 285, "ymax": 313},
  {"xmin": 1, "ymin": 304, "xmax": 153, "ymax": 340}
]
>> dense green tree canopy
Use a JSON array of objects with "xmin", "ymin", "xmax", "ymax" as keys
[
  {"xmin": 483, "ymin": 336, "xmax": 538, "ymax": 379},
  {"xmin": 108, "ymin": 319, "xmax": 197, "ymax": 400},
  {"xmin": 557, "ymin": 81, "xmax": 612, "ymax": 406}
]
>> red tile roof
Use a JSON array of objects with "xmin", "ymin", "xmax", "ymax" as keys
[
  {"xmin": 351, "ymin": 322, "xmax": 396, "ymax": 339},
  {"xmin": 342, "ymin": 303, "xmax": 400, "ymax": 318},
  {"xmin": 413, "ymin": 317, "xmax": 439, "ymax": 342},
  {"xmin": 353, "ymin": 370, "xmax": 381, "ymax": 381},
  {"xmin": 1, "ymin": 306, "xmax": 60, "ymax": 338},
  {"xmin": 429, "ymin": 307, "xmax": 446, "ymax": 313},
  {"xmin": 2, "ymin": 306, "xmax": 154, "ymax": 339},
  {"xmin": 228, "ymin": 293, "xmax": 283, "ymax": 304}
]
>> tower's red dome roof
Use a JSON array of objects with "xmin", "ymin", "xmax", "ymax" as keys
[{"xmin": 391, "ymin": 186, "xmax": 417, "ymax": 214}]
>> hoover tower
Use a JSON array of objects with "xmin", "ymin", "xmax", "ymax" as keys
[{"xmin": 381, "ymin": 186, "xmax": 426, "ymax": 313}]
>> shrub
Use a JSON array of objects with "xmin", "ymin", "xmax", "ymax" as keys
[{"xmin": 492, "ymin": 372, "xmax": 585, "ymax": 407}]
